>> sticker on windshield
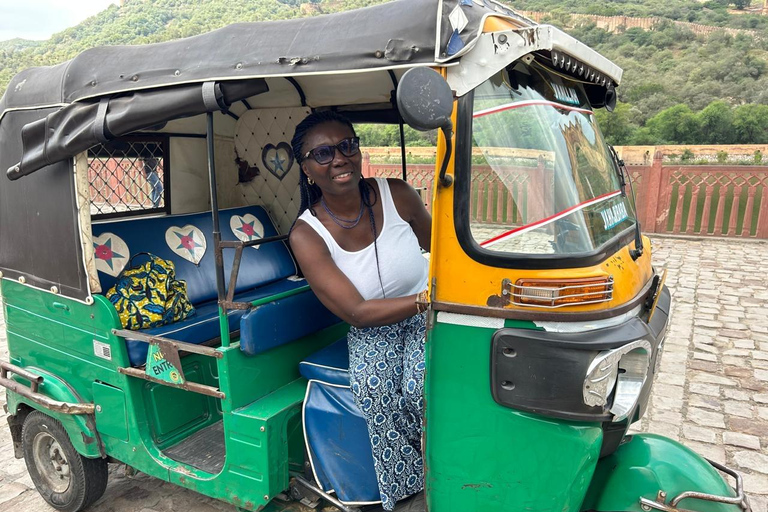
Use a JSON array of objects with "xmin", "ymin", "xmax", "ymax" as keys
[{"xmin": 599, "ymin": 201, "xmax": 629, "ymax": 230}]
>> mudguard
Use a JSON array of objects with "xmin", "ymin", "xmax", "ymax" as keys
[
  {"xmin": 583, "ymin": 434, "xmax": 744, "ymax": 512},
  {"xmin": 5, "ymin": 367, "xmax": 101, "ymax": 458}
]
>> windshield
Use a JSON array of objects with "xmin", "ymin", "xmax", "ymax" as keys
[{"xmin": 468, "ymin": 62, "xmax": 635, "ymax": 256}]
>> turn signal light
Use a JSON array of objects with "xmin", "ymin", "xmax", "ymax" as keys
[{"xmin": 513, "ymin": 276, "xmax": 613, "ymax": 308}]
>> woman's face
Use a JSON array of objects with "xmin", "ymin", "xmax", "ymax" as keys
[{"xmin": 301, "ymin": 121, "xmax": 362, "ymax": 195}]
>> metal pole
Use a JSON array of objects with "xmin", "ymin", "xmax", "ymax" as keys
[
  {"xmin": 399, "ymin": 119, "xmax": 407, "ymax": 181},
  {"xmin": 207, "ymin": 112, "xmax": 230, "ymax": 347}
]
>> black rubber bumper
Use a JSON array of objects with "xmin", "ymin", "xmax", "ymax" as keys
[{"xmin": 490, "ymin": 286, "xmax": 671, "ymax": 423}]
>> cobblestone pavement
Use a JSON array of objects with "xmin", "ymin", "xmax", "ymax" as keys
[{"xmin": 0, "ymin": 236, "xmax": 766, "ymax": 512}]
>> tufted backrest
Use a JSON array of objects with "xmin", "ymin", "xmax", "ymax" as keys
[
  {"xmin": 92, "ymin": 206, "xmax": 297, "ymax": 305},
  {"xmin": 234, "ymin": 107, "xmax": 311, "ymax": 234}
]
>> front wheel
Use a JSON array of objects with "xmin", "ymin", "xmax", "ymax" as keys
[{"xmin": 22, "ymin": 411, "xmax": 108, "ymax": 512}]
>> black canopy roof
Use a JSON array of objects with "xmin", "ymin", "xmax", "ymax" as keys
[
  {"xmin": 1, "ymin": 0, "xmax": 535, "ymax": 180},
  {"xmin": 1, "ymin": 0, "xmax": 530, "ymax": 113}
]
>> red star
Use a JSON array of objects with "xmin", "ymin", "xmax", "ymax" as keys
[
  {"xmin": 240, "ymin": 222, "xmax": 256, "ymax": 237},
  {"xmin": 180, "ymin": 235, "xmax": 196, "ymax": 250},
  {"xmin": 95, "ymin": 244, "xmax": 114, "ymax": 261}
]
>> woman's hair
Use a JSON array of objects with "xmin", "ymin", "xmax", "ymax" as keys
[
  {"xmin": 291, "ymin": 111, "xmax": 386, "ymax": 297},
  {"xmin": 291, "ymin": 111, "xmax": 356, "ymax": 219}
]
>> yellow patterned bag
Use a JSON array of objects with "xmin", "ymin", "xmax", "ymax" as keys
[{"xmin": 106, "ymin": 253, "xmax": 195, "ymax": 330}]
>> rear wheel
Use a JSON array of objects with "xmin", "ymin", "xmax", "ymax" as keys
[{"xmin": 22, "ymin": 411, "xmax": 108, "ymax": 512}]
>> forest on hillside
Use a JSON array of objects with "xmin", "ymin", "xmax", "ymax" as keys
[
  {"xmin": 1, "ymin": 0, "xmax": 768, "ymax": 145},
  {"xmin": 512, "ymin": 0, "xmax": 768, "ymax": 29}
]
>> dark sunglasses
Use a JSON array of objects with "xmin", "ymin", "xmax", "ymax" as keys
[{"xmin": 303, "ymin": 137, "xmax": 360, "ymax": 165}]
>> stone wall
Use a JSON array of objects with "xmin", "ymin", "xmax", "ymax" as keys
[
  {"xmin": 616, "ymin": 144, "xmax": 768, "ymax": 165},
  {"xmin": 518, "ymin": 11, "xmax": 761, "ymax": 39}
]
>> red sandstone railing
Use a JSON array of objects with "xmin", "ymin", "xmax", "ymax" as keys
[
  {"xmin": 362, "ymin": 152, "xmax": 768, "ymax": 239},
  {"xmin": 629, "ymin": 152, "xmax": 768, "ymax": 238}
]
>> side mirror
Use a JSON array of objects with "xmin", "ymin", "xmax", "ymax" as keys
[
  {"xmin": 396, "ymin": 67, "xmax": 455, "ymax": 187},
  {"xmin": 396, "ymin": 67, "xmax": 454, "ymax": 132},
  {"xmin": 604, "ymin": 86, "xmax": 617, "ymax": 113}
]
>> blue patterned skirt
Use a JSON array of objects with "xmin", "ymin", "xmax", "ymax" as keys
[{"xmin": 347, "ymin": 312, "xmax": 427, "ymax": 511}]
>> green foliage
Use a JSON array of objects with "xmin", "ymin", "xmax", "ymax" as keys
[
  {"xmin": 698, "ymin": 100, "xmax": 735, "ymax": 144},
  {"xmin": 2, "ymin": 0, "xmax": 768, "ymax": 145},
  {"xmin": 733, "ymin": 104, "xmax": 768, "ymax": 143},
  {"xmin": 716, "ymin": 150, "xmax": 729, "ymax": 163},
  {"xmin": 511, "ymin": 0, "xmax": 768, "ymax": 29},
  {"xmin": 356, "ymin": 124, "xmax": 435, "ymax": 147}
]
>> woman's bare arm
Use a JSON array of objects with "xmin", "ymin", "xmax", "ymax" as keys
[{"xmin": 290, "ymin": 220, "xmax": 422, "ymax": 328}]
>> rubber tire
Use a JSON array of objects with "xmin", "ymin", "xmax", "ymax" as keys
[{"xmin": 22, "ymin": 411, "xmax": 108, "ymax": 512}]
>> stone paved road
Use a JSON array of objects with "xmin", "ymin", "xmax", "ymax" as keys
[{"xmin": 0, "ymin": 236, "xmax": 766, "ymax": 512}]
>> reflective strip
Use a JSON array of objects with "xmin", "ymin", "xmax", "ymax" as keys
[
  {"xmin": 473, "ymin": 99, "xmax": 594, "ymax": 118},
  {"xmin": 533, "ymin": 304, "xmax": 643, "ymax": 333},
  {"xmin": 436, "ymin": 312, "xmax": 504, "ymax": 329},
  {"xmin": 481, "ymin": 190, "xmax": 622, "ymax": 248},
  {"xmin": 202, "ymin": 81, "xmax": 221, "ymax": 111}
]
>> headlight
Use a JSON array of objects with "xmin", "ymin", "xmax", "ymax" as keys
[{"xmin": 583, "ymin": 339, "xmax": 651, "ymax": 422}]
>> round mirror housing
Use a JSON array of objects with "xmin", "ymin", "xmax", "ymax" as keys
[
  {"xmin": 396, "ymin": 67, "xmax": 454, "ymax": 132},
  {"xmin": 604, "ymin": 86, "xmax": 617, "ymax": 113}
]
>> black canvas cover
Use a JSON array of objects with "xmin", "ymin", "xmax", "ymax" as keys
[
  {"xmin": 1, "ymin": 0, "xmax": 529, "ymax": 179},
  {"xmin": 2, "ymin": 0, "xmax": 524, "ymax": 108},
  {"xmin": 0, "ymin": 109, "xmax": 88, "ymax": 299}
]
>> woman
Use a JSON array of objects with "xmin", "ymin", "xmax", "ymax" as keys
[{"xmin": 289, "ymin": 111, "xmax": 431, "ymax": 510}]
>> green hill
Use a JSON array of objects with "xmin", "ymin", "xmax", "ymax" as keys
[{"xmin": 1, "ymin": 0, "xmax": 767, "ymax": 144}]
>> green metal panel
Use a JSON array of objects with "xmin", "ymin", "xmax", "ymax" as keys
[
  {"xmin": 93, "ymin": 382, "xmax": 128, "ymax": 441},
  {"xmin": 224, "ymin": 378, "xmax": 308, "ymax": 508},
  {"xmin": 583, "ymin": 434, "xmax": 741, "ymax": 512},
  {"xmin": 425, "ymin": 319, "xmax": 603, "ymax": 512},
  {"xmin": 218, "ymin": 323, "xmax": 348, "ymax": 411},
  {"xmin": 1, "ymin": 278, "xmax": 351, "ymax": 509},
  {"xmin": 143, "ymin": 359, "xmax": 220, "ymax": 448}
]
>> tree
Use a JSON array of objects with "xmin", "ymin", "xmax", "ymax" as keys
[
  {"xmin": 696, "ymin": 100, "xmax": 735, "ymax": 144},
  {"xmin": 733, "ymin": 0, "xmax": 751, "ymax": 10},
  {"xmin": 733, "ymin": 104, "xmax": 768, "ymax": 143},
  {"xmin": 646, "ymin": 104, "xmax": 702, "ymax": 144},
  {"xmin": 594, "ymin": 102, "xmax": 637, "ymax": 145}
]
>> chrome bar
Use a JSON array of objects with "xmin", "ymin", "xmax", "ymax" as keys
[
  {"xmin": 670, "ymin": 459, "xmax": 748, "ymax": 510},
  {"xmin": 111, "ymin": 329, "xmax": 223, "ymax": 359},
  {"xmin": 118, "ymin": 367, "xmax": 225, "ymax": 399},
  {"xmin": 638, "ymin": 459, "xmax": 751, "ymax": 512},
  {"xmin": 0, "ymin": 361, "xmax": 95, "ymax": 415},
  {"xmin": 291, "ymin": 473, "xmax": 361, "ymax": 512}
]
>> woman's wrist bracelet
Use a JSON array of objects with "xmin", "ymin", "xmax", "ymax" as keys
[{"xmin": 415, "ymin": 289, "xmax": 429, "ymax": 314}]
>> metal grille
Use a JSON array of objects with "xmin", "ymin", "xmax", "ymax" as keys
[{"xmin": 87, "ymin": 137, "xmax": 169, "ymax": 219}]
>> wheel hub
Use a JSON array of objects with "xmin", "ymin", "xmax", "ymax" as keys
[{"xmin": 32, "ymin": 432, "xmax": 71, "ymax": 493}]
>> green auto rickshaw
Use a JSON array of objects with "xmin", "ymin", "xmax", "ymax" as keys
[{"xmin": 0, "ymin": 1, "xmax": 750, "ymax": 511}]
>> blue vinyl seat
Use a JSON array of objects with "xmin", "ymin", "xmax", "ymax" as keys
[
  {"xmin": 93, "ymin": 206, "xmax": 338, "ymax": 366},
  {"xmin": 299, "ymin": 338, "xmax": 380, "ymax": 505}
]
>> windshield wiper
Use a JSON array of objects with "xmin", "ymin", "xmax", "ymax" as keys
[{"xmin": 608, "ymin": 145, "xmax": 644, "ymax": 260}]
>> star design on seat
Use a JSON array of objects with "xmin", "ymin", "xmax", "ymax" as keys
[
  {"xmin": 236, "ymin": 220, "xmax": 261, "ymax": 240},
  {"xmin": 175, "ymin": 229, "xmax": 203, "ymax": 254},
  {"xmin": 93, "ymin": 238, "xmax": 125, "ymax": 270}
]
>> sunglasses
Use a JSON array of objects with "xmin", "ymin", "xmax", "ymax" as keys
[{"xmin": 303, "ymin": 137, "xmax": 360, "ymax": 165}]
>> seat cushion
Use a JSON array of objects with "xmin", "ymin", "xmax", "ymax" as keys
[
  {"xmin": 93, "ymin": 206, "xmax": 297, "ymax": 306},
  {"xmin": 240, "ymin": 288, "xmax": 341, "ymax": 356},
  {"xmin": 125, "ymin": 278, "xmax": 307, "ymax": 366},
  {"xmin": 299, "ymin": 337, "xmax": 350, "ymax": 386},
  {"xmin": 303, "ymin": 380, "xmax": 379, "ymax": 503}
]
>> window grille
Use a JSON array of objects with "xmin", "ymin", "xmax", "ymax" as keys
[{"xmin": 88, "ymin": 136, "xmax": 170, "ymax": 219}]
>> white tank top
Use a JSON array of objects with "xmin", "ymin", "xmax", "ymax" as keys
[{"xmin": 298, "ymin": 178, "xmax": 428, "ymax": 300}]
